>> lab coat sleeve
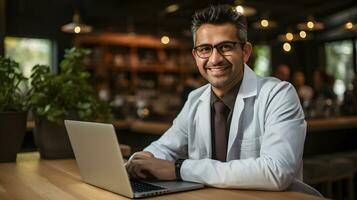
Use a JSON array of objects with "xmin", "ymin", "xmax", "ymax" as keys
[
  {"xmin": 180, "ymin": 83, "xmax": 306, "ymax": 191},
  {"xmin": 143, "ymin": 98, "xmax": 190, "ymax": 161}
]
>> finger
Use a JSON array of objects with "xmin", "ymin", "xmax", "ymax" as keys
[
  {"xmin": 130, "ymin": 151, "xmax": 152, "ymax": 160},
  {"xmin": 132, "ymin": 162, "xmax": 147, "ymax": 179},
  {"xmin": 132, "ymin": 159, "xmax": 155, "ymax": 179},
  {"xmin": 124, "ymin": 161, "xmax": 129, "ymax": 167},
  {"xmin": 130, "ymin": 165, "xmax": 139, "ymax": 179},
  {"xmin": 126, "ymin": 161, "xmax": 138, "ymax": 179},
  {"xmin": 136, "ymin": 169, "xmax": 147, "ymax": 179},
  {"xmin": 141, "ymin": 151, "xmax": 154, "ymax": 158},
  {"xmin": 131, "ymin": 154, "xmax": 150, "ymax": 160}
]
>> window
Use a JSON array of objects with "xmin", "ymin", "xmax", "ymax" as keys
[
  {"xmin": 4, "ymin": 37, "xmax": 54, "ymax": 78},
  {"xmin": 325, "ymin": 40, "xmax": 354, "ymax": 101},
  {"xmin": 253, "ymin": 45, "xmax": 271, "ymax": 77}
]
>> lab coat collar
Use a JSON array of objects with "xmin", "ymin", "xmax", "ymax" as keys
[
  {"xmin": 196, "ymin": 64, "xmax": 258, "ymax": 159},
  {"xmin": 239, "ymin": 64, "xmax": 258, "ymax": 99}
]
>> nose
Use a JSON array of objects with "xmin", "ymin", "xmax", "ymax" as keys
[{"xmin": 209, "ymin": 48, "xmax": 225, "ymax": 65}]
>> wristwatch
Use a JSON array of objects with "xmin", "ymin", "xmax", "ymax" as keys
[{"xmin": 175, "ymin": 159, "xmax": 185, "ymax": 180}]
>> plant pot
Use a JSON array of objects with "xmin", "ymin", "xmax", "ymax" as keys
[
  {"xmin": 0, "ymin": 111, "xmax": 27, "ymax": 162},
  {"xmin": 34, "ymin": 117, "xmax": 74, "ymax": 159}
]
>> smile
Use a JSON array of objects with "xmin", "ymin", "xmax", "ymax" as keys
[{"xmin": 206, "ymin": 66, "xmax": 229, "ymax": 76}]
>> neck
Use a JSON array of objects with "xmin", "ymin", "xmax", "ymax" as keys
[{"xmin": 212, "ymin": 77, "xmax": 242, "ymax": 98}]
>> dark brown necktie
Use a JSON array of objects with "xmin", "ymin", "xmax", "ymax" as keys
[{"xmin": 214, "ymin": 101, "xmax": 228, "ymax": 162}]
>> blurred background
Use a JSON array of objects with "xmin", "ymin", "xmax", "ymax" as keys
[{"xmin": 1, "ymin": 0, "xmax": 357, "ymax": 198}]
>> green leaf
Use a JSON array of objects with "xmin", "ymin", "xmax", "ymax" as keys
[{"xmin": 29, "ymin": 47, "xmax": 113, "ymax": 123}]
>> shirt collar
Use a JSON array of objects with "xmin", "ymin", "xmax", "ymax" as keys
[{"xmin": 210, "ymin": 81, "xmax": 241, "ymax": 111}]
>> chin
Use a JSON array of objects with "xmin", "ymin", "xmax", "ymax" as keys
[{"xmin": 209, "ymin": 80, "xmax": 228, "ymax": 89}]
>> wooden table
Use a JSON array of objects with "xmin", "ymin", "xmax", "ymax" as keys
[{"xmin": 0, "ymin": 153, "xmax": 326, "ymax": 200}]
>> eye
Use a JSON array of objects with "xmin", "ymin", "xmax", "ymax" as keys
[
  {"xmin": 218, "ymin": 43, "xmax": 234, "ymax": 52},
  {"xmin": 196, "ymin": 46, "xmax": 212, "ymax": 54}
]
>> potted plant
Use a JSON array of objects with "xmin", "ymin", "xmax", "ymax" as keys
[
  {"xmin": 0, "ymin": 57, "xmax": 28, "ymax": 162},
  {"xmin": 29, "ymin": 47, "xmax": 112, "ymax": 159}
]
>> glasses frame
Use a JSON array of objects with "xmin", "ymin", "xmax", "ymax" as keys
[{"xmin": 193, "ymin": 41, "xmax": 246, "ymax": 59}]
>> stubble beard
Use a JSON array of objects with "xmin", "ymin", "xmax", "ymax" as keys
[{"xmin": 204, "ymin": 60, "xmax": 243, "ymax": 91}]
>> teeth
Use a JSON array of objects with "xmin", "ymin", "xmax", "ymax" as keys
[
  {"xmin": 208, "ymin": 67, "xmax": 225, "ymax": 70},
  {"xmin": 209, "ymin": 68, "xmax": 225, "ymax": 71}
]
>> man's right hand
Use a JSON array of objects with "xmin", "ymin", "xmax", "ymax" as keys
[{"xmin": 125, "ymin": 151, "xmax": 154, "ymax": 179}]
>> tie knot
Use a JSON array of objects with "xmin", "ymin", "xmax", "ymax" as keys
[{"xmin": 214, "ymin": 101, "xmax": 227, "ymax": 114}]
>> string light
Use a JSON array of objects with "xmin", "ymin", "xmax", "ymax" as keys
[
  {"xmin": 261, "ymin": 19, "xmax": 269, "ymax": 27},
  {"xmin": 74, "ymin": 26, "xmax": 81, "ymax": 34},
  {"xmin": 161, "ymin": 36, "xmax": 170, "ymax": 44},
  {"xmin": 283, "ymin": 42, "xmax": 291, "ymax": 52},
  {"xmin": 345, "ymin": 21, "xmax": 354, "ymax": 30},
  {"xmin": 307, "ymin": 21, "xmax": 314, "ymax": 29},
  {"xmin": 285, "ymin": 32, "xmax": 294, "ymax": 41},
  {"xmin": 235, "ymin": 6, "xmax": 244, "ymax": 14},
  {"xmin": 165, "ymin": 4, "xmax": 179, "ymax": 13},
  {"xmin": 299, "ymin": 31, "xmax": 307, "ymax": 39}
]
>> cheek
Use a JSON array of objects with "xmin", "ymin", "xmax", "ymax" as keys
[{"xmin": 195, "ymin": 58, "xmax": 207, "ymax": 70}]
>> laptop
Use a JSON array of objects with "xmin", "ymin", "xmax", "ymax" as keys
[{"xmin": 64, "ymin": 120, "xmax": 204, "ymax": 198}]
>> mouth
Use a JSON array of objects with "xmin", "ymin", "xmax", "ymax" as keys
[{"xmin": 206, "ymin": 66, "xmax": 229, "ymax": 76}]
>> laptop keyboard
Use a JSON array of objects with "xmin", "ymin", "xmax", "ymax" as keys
[{"xmin": 130, "ymin": 180, "xmax": 166, "ymax": 193}]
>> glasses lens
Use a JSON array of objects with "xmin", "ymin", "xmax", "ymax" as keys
[
  {"xmin": 195, "ymin": 45, "xmax": 212, "ymax": 58},
  {"xmin": 217, "ymin": 42, "xmax": 236, "ymax": 54}
]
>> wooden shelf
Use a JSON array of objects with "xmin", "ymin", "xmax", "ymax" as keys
[
  {"xmin": 307, "ymin": 115, "xmax": 357, "ymax": 132},
  {"xmin": 74, "ymin": 32, "xmax": 196, "ymax": 94}
]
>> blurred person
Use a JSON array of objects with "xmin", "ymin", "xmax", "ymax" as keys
[
  {"xmin": 313, "ymin": 69, "xmax": 336, "ymax": 100},
  {"xmin": 125, "ymin": 5, "xmax": 310, "ymax": 193},
  {"xmin": 292, "ymin": 70, "xmax": 313, "ymax": 102},
  {"xmin": 311, "ymin": 69, "xmax": 337, "ymax": 118},
  {"xmin": 273, "ymin": 64, "xmax": 291, "ymax": 81}
]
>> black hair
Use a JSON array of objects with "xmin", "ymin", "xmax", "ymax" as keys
[{"xmin": 191, "ymin": 4, "xmax": 247, "ymax": 44}]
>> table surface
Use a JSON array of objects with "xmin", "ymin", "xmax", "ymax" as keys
[{"xmin": 0, "ymin": 152, "xmax": 326, "ymax": 200}]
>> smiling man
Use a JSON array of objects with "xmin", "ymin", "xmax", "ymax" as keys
[{"xmin": 126, "ymin": 4, "xmax": 310, "ymax": 192}]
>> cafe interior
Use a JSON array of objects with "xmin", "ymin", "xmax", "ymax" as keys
[{"xmin": 1, "ymin": 0, "xmax": 357, "ymax": 199}]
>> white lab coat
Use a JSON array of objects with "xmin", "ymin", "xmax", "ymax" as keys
[{"xmin": 144, "ymin": 64, "xmax": 307, "ymax": 191}]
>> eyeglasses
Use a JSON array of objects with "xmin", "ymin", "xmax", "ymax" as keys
[{"xmin": 193, "ymin": 41, "xmax": 245, "ymax": 59}]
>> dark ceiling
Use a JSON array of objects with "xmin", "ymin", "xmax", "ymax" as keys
[{"xmin": 5, "ymin": 0, "xmax": 357, "ymax": 43}]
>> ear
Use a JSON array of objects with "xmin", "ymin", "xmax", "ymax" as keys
[
  {"xmin": 242, "ymin": 42, "xmax": 252, "ymax": 63},
  {"xmin": 192, "ymin": 49, "xmax": 195, "ymax": 57},
  {"xmin": 192, "ymin": 49, "xmax": 198, "ymax": 61}
]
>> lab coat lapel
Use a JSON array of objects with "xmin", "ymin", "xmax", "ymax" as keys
[
  {"xmin": 227, "ymin": 65, "xmax": 257, "ymax": 160},
  {"xmin": 196, "ymin": 86, "xmax": 212, "ymax": 158}
]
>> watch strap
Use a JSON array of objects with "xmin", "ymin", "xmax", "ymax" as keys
[{"xmin": 175, "ymin": 159, "xmax": 185, "ymax": 180}]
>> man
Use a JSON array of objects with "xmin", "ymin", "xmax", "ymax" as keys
[{"xmin": 126, "ymin": 5, "xmax": 307, "ymax": 191}]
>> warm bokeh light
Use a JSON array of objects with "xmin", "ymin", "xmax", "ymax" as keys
[
  {"xmin": 345, "ymin": 21, "xmax": 354, "ymax": 30},
  {"xmin": 165, "ymin": 4, "xmax": 179, "ymax": 13},
  {"xmin": 307, "ymin": 21, "xmax": 314, "ymax": 29},
  {"xmin": 74, "ymin": 26, "xmax": 81, "ymax": 34},
  {"xmin": 261, "ymin": 19, "xmax": 269, "ymax": 27},
  {"xmin": 161, "ymin": 36, "xmax": 170, "ymax": 44},
  {"xmin": 285, "ymin": 32, "xmax": 294, "ymax": 41},
  {"xmin": 299, "ymin": 31, "xmax": 307, "ymax": 38},
  {"xmin": 235, "ymin": 5, "xmax": 244, "ymax": 14},
  {"xmin": 283, "ymin": 42, "xmax": 291, "ymax": 52}
]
